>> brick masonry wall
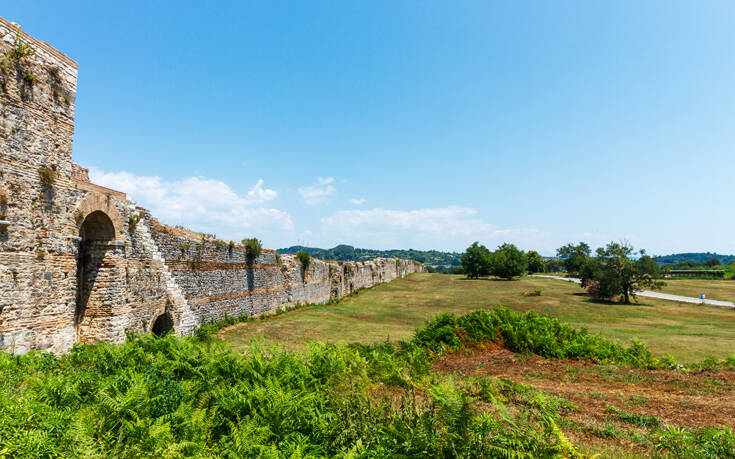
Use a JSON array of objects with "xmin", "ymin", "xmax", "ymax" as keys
[{"xmin": 0, "ymin": 18, "xmax": 422, "ymax": 354}]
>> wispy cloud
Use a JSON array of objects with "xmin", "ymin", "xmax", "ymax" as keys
[
  {"xmin": 320, "ymin": 206, "xmax": 546, "ymax": 251},
  {"xmin": 88, "ymin": 168, "xmax": 293, "ymax": 237},
  {"xmin": 298, "ymin": 177, "xmax": 336, "ymax": 205},
  {"xmin": 348, "ymin": 198, "xmax": 366, "ymax": 205}
]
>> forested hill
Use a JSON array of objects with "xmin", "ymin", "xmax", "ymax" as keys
[
  {"xmin": 655, "ymin": 252, "xmax": 735, "ymax": 265},
  {"xmin": 277, "ymin": 245, "xmax": 461, "ymax": 266}
]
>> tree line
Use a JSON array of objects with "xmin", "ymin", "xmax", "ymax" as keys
[
  {"xmin": 460, "ymin": 240, "xmax": 664, "ymax": 304},
  {"xmin": 460, "ymin": 242, "xmax": 545, "ymax": 280}
]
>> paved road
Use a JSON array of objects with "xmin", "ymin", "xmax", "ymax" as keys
[{"xmin": 532, "ymin": 275, "xmax": 735, "ymax": 308}]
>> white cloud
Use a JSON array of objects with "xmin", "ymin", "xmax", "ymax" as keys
[
  {"xmin": 88, "ymin": 168, "xmax": 293, "ymax": 237},
  {"xmin": 320, "ymin": 206, "xmax": 545, "ymax": 251},
  {"xmin": 348, "ymin": 198, "xmax": 366, "ymax": 205},
  {"xmin": 298, "ymin": 177, "xmax": 336, "ymax": 205}
]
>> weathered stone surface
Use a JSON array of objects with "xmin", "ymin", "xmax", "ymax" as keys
[{"xmin": 0, "ymin": 18, "xmax": 422, "ymax": 354}]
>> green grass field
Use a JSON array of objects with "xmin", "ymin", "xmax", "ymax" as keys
[
  {"xmin": 221, "ymin": 273, "xmax": 735, "ymax": 362},
  {"xmin": 656, "ymin": 277, "xmax": 735, "ymax": 302}
]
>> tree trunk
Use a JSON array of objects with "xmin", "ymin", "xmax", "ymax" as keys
[{"xmin": 623, "ymin": 290, "xmax": 630, "ymax": 304}]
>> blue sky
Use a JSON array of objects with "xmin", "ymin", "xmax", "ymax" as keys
[{"xmin": 6, "ymin": 1, "xmax": 735, "ymax": 255}]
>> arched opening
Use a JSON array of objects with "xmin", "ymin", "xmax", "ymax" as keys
[
  {"xmin": 75, "ymin": 211, "xmax": 116, "ymax": 343},
  {"xmin": 80, "ymin": 210, "xmax": 116, "ymax": 241},
  {"xmin": 152, "ymin": 313, "xmax": 174, "ymax": 337}
]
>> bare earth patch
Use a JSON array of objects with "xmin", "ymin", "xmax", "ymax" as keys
[{"xmin": 435, "ymin": 347, "xmax": 735, "ymax": 455}]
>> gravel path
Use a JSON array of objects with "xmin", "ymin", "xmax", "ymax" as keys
[{"xmin": 532, "ymin": 275, "xmax": 735, "ymax": 308}]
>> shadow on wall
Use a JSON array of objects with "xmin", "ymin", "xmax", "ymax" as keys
[
  {"xmin": 152, "ymin": 313, "xmax": 173, "ymax": 336},
  {"xmin": 75, "ymin": 211, "xmax": 115, "ymax": 343}
]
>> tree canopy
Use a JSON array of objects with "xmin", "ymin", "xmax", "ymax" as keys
[
  {"xmin": 580, "ymin": 241, "xmax": 664, "ymax": 304},
  {"xmin": 556, "ymin": 242, "xmax": 591, "ymax": 275},
  {"xmin": 460, "ymin": 242, "xmax": 492, "ymax": 279},
  {"xmin": 526, "ymin": 250, "xmax": 546, "ymax": 274},
  {"xmin": 492, "ymin": 243, "xmax": 528, "ymax": 280}
]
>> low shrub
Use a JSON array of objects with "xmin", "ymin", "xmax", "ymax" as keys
[
  {"xmin": 411, "ymin": 308, "xmax": 658, "ymax": 367},
  {"xmin": 0, "ymin": 333, "xmax": 581, "ymax": 457},
  {"xmin": 297, "ymin": 250, "xmax": 311, "ymax": 273},
  {"xmin": 242, "ymin": 237, "xmax": 262, "ymax": 263}
]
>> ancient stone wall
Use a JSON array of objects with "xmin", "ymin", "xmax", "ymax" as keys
[
  {"xmin": 0, "ymin": 18, "xmax": 421, "ymax": 354},
  {"xmin": 143, "ymin": 210, "xmax": 422, "ymax": 325}
]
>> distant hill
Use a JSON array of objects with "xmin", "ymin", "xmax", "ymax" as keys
[
  {"xmin": 654, "ymin": 252, "xmax": 735, "ymax": 265},
  {"xmin": 277, "ymin": 245, "xmax": 461, "ymax": 267}
]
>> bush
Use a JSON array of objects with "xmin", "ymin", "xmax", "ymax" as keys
[
  {"xmin": 242, "ymin": 237, "xmax": 262, "ymax": 263},
  {"xmin": 411, "ymin": 308, "xmax": 658, "ymax": 367},
  {"xmin": 296, "ymin": 250, "xmax": 311, "ymax": 273}
]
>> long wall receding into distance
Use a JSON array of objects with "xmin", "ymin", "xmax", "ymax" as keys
[{"xmin": 0, "ymin": 18, "xmax": 422, "ymax": 354}]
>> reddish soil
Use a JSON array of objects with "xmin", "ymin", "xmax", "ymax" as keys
[{"xmin": 434, "ymin": 347, "xmax": 735, "ymax": 454}]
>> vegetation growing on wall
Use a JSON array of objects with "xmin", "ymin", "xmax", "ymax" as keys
[
  {"xmin": 37, "ymin": 166, "xmax": 56, "ymax": 187},
  {"xmin": 296, "ymin": 250, "xmax": 311, "ymax": 276},
  {"xmin": 243, "ymin": 237, "xmax": 262, "ymax": 263},
  {"xmin": 0, "ymin": 30, "xmax": 35, "ymax": 75},
  {"xmin": 127, "ymin": 213, "xmax": 140, "ymax": 232}
]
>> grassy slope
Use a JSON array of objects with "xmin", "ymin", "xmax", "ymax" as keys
[{"xmin": 221, "ymin": 273, "xmax": 735, "ymax": 362}]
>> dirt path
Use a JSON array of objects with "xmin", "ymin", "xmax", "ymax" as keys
[{"xmin": 533, "ymin": 275, "xmax": 735, "ymax": 308}]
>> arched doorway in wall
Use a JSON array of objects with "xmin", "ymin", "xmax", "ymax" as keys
[
  {"xmin": 151, "ymin": 312, "xmax": 174, "ymax": 336},
  {"xmin": 75, "ymin": 210, "xmax": 116, "ymax": 343}
]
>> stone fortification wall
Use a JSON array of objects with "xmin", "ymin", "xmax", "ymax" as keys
[
  {"xmin": 0, "ymin": 18, "xmax": 421, "ymax": 354},
  {"xmin": 142, "ymin": 211, "xmax": 422, "ymax": 324}
]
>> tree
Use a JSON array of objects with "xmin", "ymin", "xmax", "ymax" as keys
[
  {"xmin": 526, "ymin": 251, "xmax": 546, "ymax": 273},
  {"xmin": 461, "ymin": 242, "xmax": 492, "ymax": 279},
  {"xmin": 544, "ymin": 258, "xmax": 564, "ymax": 273},
  {"xmin": 491, "ymin": 243, "xmax": 528, "ymax": 280},
  {"xmin": 579, "ymin": 241, "xmax": 664, "ymax": 304},
  {"xmin": 704, "ymin": 257, "xmax": 721, "ymax": 267},
  {"xmin": 556, "ymin": 242, "xmax": 591, "ymax": 275}
]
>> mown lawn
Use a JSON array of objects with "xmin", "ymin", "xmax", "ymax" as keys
[
  {"xmin": 655, "ymin": 277, "xmax": 735, "ymax": 302},
  {"xmin": 221, "ymin": 273, "xmax": 735, "ymax": 362}
]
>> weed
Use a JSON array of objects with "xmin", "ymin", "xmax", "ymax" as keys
[
  {"xmin": 45, "ymin": 65, "xmax": 61, "ymax": 83},
  {"xmin": 0, "ymin": 30, "xmax": 35, "ymax": 75},
  {"xmin": 606, "ymin": 405, "xmax": 662, "ymax": 428},
  {"xmin": 522, "ymin": 288, "xmax": 543, "ymax": 297},
  {"xmin": 626, "ymin": 394, "xmax": 648, "ymax": 406},
  {"xmin": 127, "ymin": 213, "xmax": 141, "ymax": 232},
  {"xmin": 22, "ymin": 71, "xmax": 35, "ymax": 84},
  {"xmin": 74, "ymin": 210, "xmax": 84, "ymax": 227},
  {"xmin": 38, "ymin": 166, "xmax": 56, "ymax": 186},
  {"xmin": 652, "ymin": 425, "xmax": 735, "ymax": 457}
]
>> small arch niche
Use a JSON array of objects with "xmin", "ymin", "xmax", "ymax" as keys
[{"xmin": 152, "ymin": 313, "xmax": 174, "ymax": 337}]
